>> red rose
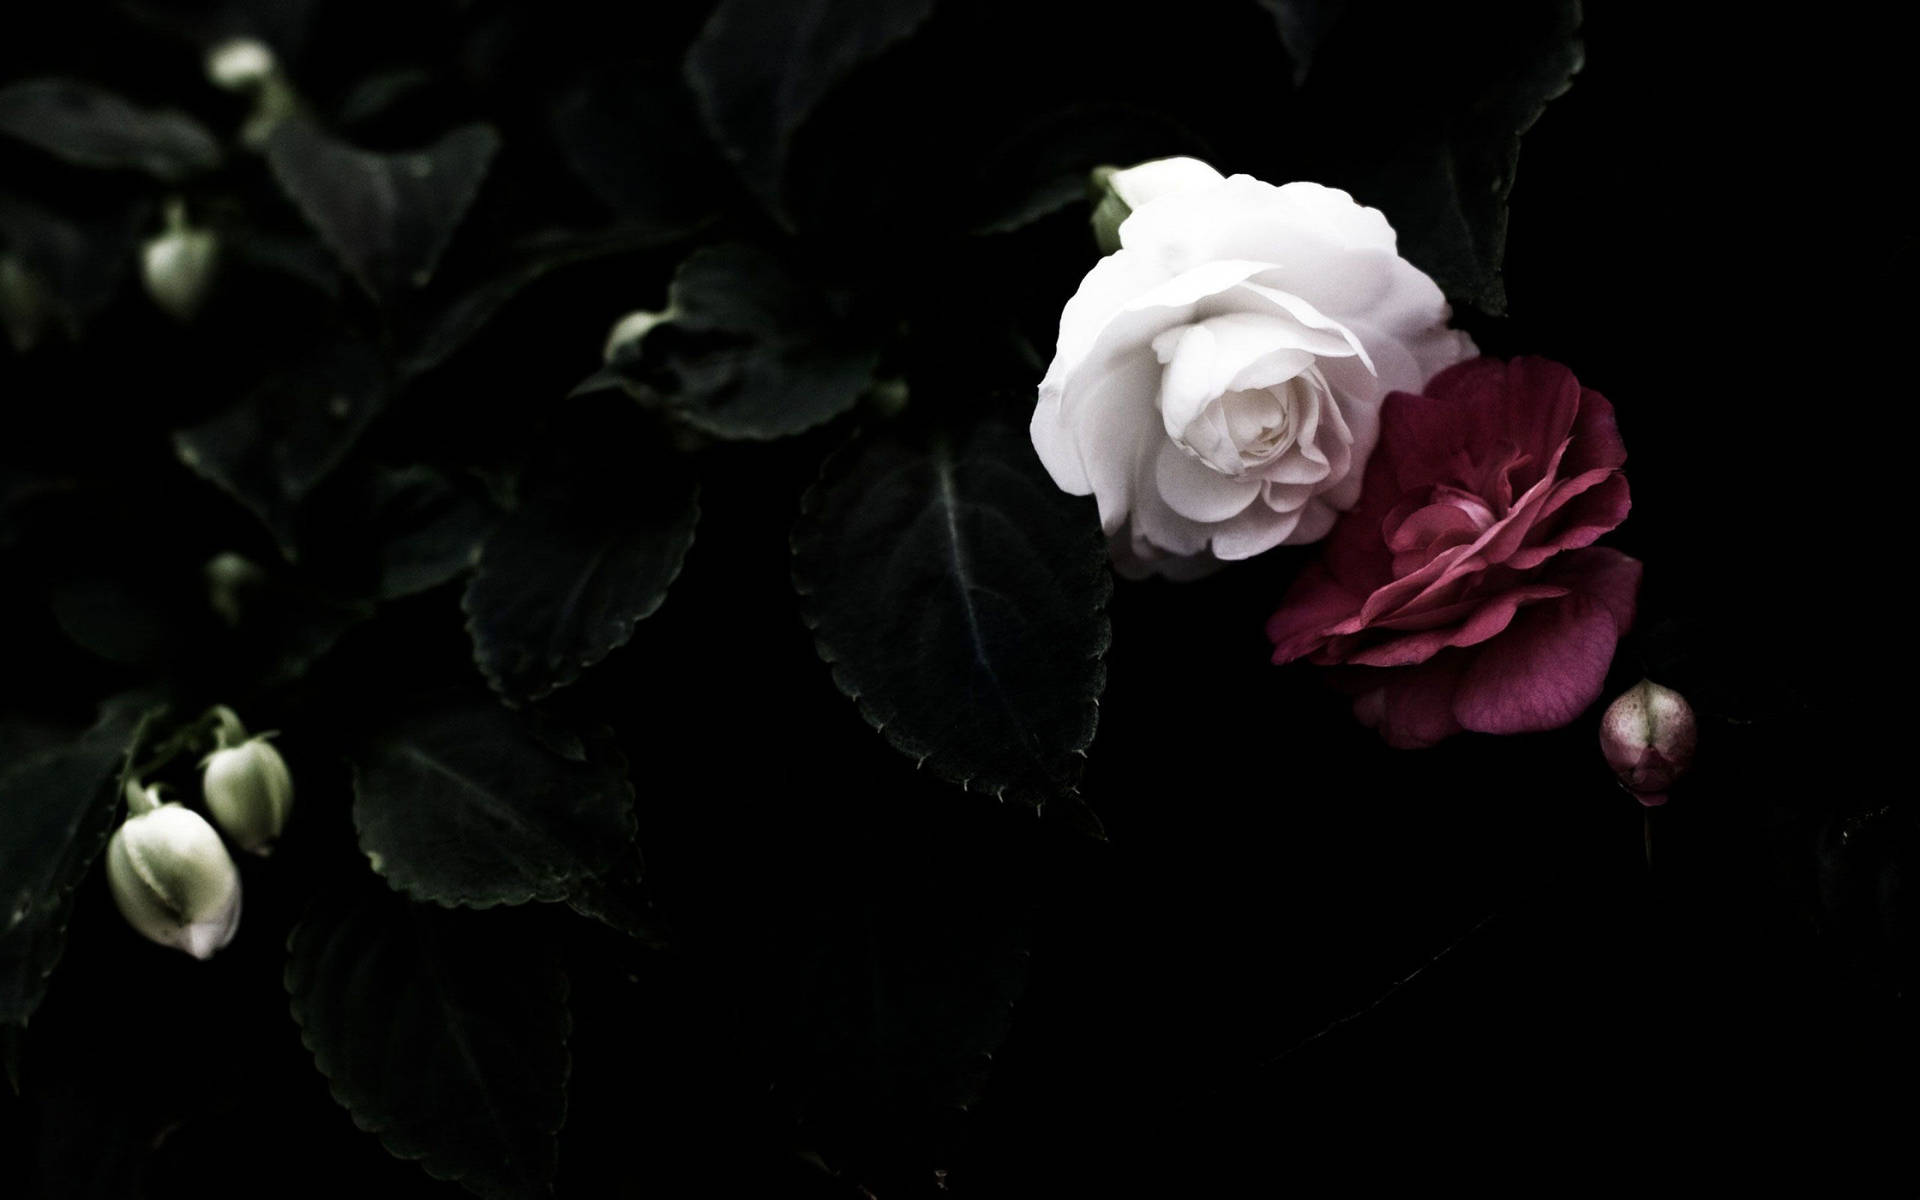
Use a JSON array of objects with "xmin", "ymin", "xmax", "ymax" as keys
[{"xmin": 1267, "ymin": 357, "xmax": 1641, "ymax": 747}]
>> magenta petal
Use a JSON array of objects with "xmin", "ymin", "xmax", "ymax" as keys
[
  {"xmin": 1450, "ymin": 550, "xmax": 1643, "ymax": 734},
  {"xmin": 1350, "ymin": 654, "xmax": 1468, "ymax": 748},
  {"xmin": 1267, "ymin": 564, "xmax": 1366, "ymax": 663}
]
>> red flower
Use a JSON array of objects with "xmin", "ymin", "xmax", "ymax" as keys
[{"xmin": 1267, "ymin": 357, "xmax": 1641, "ymax": 747}]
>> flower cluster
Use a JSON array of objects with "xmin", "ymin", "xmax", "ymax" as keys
[{"xmin": 1035, "ymin": 159, "xmax": 1644, "ymax": 745}]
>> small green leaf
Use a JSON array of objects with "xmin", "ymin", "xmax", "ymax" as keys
[
  {"xmin": 0, "ymin": 695, "xmax": 159, "ymax": 1030},
  {"xmin": 287, "ymin": 890, "xmax": 569, "ymax": 1200},
  {"xmin": 351, "ymin": 694, "xmax": 636, "ymax": 907},
  {"xmin": 792, "ymin": 418, "xmax": 1111, "ymax": 811},
  {"xmin": 266, "ymin": 117, "xmax": 499, "ymax": 301},
  {"xmin": 685, "ymin": 0, "xmax": 936, "ymax": 223},
  {"xmin": 603, "ymin": 243, "xmax": 878, "ymax": 441},
  {"xmin": 0, "ymin": 78, "xmax": 221, "ymax": 180}
]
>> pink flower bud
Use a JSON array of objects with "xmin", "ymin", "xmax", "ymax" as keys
[{"xmin": 1599, "ymin": 679, "xmax": 1697, "ymax": 805}]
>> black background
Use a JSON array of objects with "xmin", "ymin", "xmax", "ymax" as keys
[{"xmin": 4, "ymin": 1, "xmax": 1911, "ymax": 1195}]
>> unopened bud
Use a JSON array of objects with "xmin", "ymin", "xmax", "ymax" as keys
[
  {"xmin": 201, "ymin": 736, "xmax": 293, "ymax": 856},
  {"xmin": 142, "ymin": 201, "xmax": 219, "ymax": 321},
  {"xmin": 1088, "ymin": 156, "xmax": 1226, "ymax": 254},
  {"xmin": 603, "ymin": 307, "xmax": 673, "ymax": 362},
  {"xmin": 106, "ymin": 803, "xmax": 242, "ymax": 959},
  {"xmin": 206, "ymin": 38, "xmax": 278, "ymax": 92},
  {"xmin": 1600, "ymin": 679, "xmax": 1698, "ymax": 806}
]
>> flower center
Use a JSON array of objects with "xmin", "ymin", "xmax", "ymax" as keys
[{"xmin": 1177, "ymin": 371, "xmax": 1324, "ymax": 478}]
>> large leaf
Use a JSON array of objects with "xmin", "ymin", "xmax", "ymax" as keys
[
  {"xmin": 685, "ymin": 0, "xmax": 936, "ymax": 223},
  {"xmin": 1309, "ymin": 0, "xmax": 1582, "ymax": 313},
  {"xmin": 464, "ymin": 411, "xmax": 697, "ymax": 706},
  {"xmin": 593, "ymin": 243, "xmax": 878, "ymax": 441},
  {"xmin": 351, "ymin": 694, "xmax": 636, "ymax": 907},
  {"xmin": 0, "ymin": 78, "xmax": 221, "ymax": 180},
  {"xmin": 0, "ymin": 696, "xmax": 157, "ymax": 1029},
  {"xmin": 172, "ymin": 337, "xmax": 389, "ymax": 557},
  {"xmin": 287, "ymin": 890, "xmax": 569, "ymax": 1200},
  {"xmin": 266, "ymin": 117, "xmax": 499, "ymax": 301},
  {"xmin": 791, "ymin": 418, "xmax": 1111, "ymax": 811}
]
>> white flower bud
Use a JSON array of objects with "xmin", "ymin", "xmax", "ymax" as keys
[
  {"xmin": 201, "ymin": 736, "xmax": 293, "ymax": 856},
  {"xmin": 206, "ymin": 38, "xmax": 278, "ymax": 92},
  {"xmin": 603, "ymin": 307, "xmax": 673, "ymax": 362},
  {"xmin": 107, "ymin": 803, "xmax": 242, "ymax": 960},
  {"xmin": 1088, "ymin": 156, "xmax": 1226, "ymax": 254},
  {"xmin": 141, "ymin": 202, "xmax": 219, "ymax": 321}
]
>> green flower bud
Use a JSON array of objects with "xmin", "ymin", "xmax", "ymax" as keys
[
  {"xmin": 201, "ymin": 736, "xmax": 293, "ymax": 856},
  {"xmin": 141, "ymin": 201, "xmax": 219, "ymax": 321},
  {"xmin": 603, "ymin": 307, "xmax": 674, "ymax": 362},
  {"xmin": 106, "ymin": 803, "xmax": 242, "ymax": 960}
]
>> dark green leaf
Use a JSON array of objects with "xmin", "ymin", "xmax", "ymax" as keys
[
  {"xmin": 791, "ymin": 418, "xmax": 1111, "ymax": 810},
  {"xmin": 172, "ymin": 338, "xmax": 389, "ymax": 557},
  {"xmin": 685, "ymin": 0, "xmax": 936, "ymax": 223},
  {"xmin": 266, "ymin": 117, "xmax": 499, "ymax": 301},
  {"xmin": 970, "ymin": 105, "xmax": 1209, "ymax": 236},
  {"xmin": 1256, "ymin": 0, "xmax": 1347, "ymax": 86},
  {"xmin": 403, "ymin": 224, "xmax": 700, "ymax": 378},
  {"xmin": 287, "ymin": 891, "xmax": 569, "ymax": 1200},
  {"xmin": 0, "ymin": 696, "xmax": 158, "ymax": 1029},
  {"xmin": 367, "ymin": 467, "xmax": 493, "ymax": 600},
  {"xmin": 0, "ymin": 191, "xmax": 146, "ymax": 340},
  {"xmin": 607, "ymin": 244, "xmax": 877, "ymax": 440},
  {"xmin": 351, "ymin": 694, "xmax": 636, "ymax": 907},
  {"xmin": 0, "ymin": 78, "xmax": 221, "ymax": 180},
  {"xmin": 464, "ymin": 411, "xmax": 697, "ymax": 706},
  {"xmin": 1316, "ymin": 0, "xmax": 1582, "ymax": 313},
  {"xmin": 551, "ymin": 71, "xmax": 720, "ymax": 229}
]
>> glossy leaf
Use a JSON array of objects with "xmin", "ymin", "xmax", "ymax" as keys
[
  {"xmin": 287, "ymin": 891, "xmax": 569, "ymax": 1200},
  {"xmin": 791, "ymin": 418, "xmax": 1111, "ymax": 811}
]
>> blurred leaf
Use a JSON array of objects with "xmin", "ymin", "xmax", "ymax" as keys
[
  {"xmin": 600, "ymin": 243, "xmax": 878, "ymax": 440},
  {"xmin": 0, "ymin": 78, "xmax": 221, "ymax": 180},
  {"xmin": 287, "ymin": 890, "xmax": 569, "ymax": 1200},
  {"xmin": 551, "ymin": 69, "xmax": 721, "ymax": 228},
  {"xmin": 1256, "ymin": 0, "xmax": 1348, "ymax": 86},
  {"xmin": 0, "ymin": 695, "xmax": 157, "ymax": 1030},
  {"xmin": 172, "ymin": 338, "xmax": 389, "ymax": 557},
  {"xmin": 685, "ymin": 0, "xmax": 936, "ymax": 224},
  {"xmin": 0, "ymin": 191, "xmax": 146, "ymax": 339},
  {"xmin": 366, "ymin": 467, "xmax": 494, "ymax": 600},
  {"xmin": 464, "ymin": 406, "xmax": 697, "ymax": 706},
  {"xmin": 791, "ymin": 418, "xmax": 1110, "ymax": 811},
  {"xmin": 266, "ymin": 117, "xmax": 499, "ymax": 301},
  {"xmin": 351, "ymin": 693, "xmax": 636, "ymax": 907}
]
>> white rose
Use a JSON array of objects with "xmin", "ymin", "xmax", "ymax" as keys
[{"xmin": 1032, "ymin": 158, "xmax": 1476, "ymax": 576}]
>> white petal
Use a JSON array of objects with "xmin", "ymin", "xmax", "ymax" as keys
[
  {"xmin": 1154, "ymin": 440, "xmax": 1261, "ymax": 522},
  {"xmin": 1211, "ymin": 505, "xmax": 1303, "ymax": 559}
]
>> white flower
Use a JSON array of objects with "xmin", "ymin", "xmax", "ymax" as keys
[
  {"xmin": 1032, "ymin": 157, "xmax": 1475, "ymax": 576},
  {"xmin": 202, "ymin": 736, "xmax": 294, "ymax": 856},
  {"xmin": 106, "ymin": 802, "xmax": 242, "ymax": 960}
]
